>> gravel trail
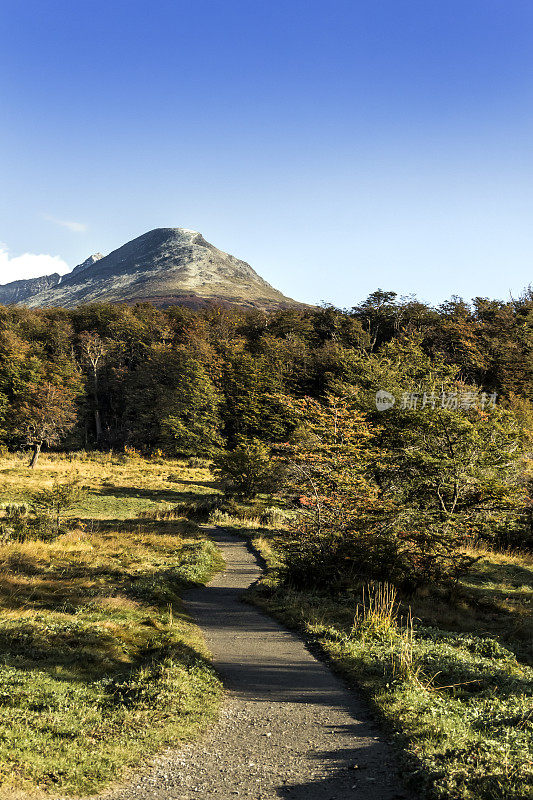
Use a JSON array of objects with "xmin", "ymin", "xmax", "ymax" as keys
[{"xmin": 97, "ymin": 527, "xmax": 410, "ymax": 800}]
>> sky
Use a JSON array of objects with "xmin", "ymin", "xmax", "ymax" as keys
[{"xmin": 1, "ymin": 0, "xmax": 533, "ymax": 307}]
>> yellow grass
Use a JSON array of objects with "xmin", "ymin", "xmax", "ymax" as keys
[
  {"xmin": 0, "ymin": 451, "xmax": 218, "ymax": 520},
  {"xmin": 0, "ymin": 454, "xmax": 223, "ymax": 797}
]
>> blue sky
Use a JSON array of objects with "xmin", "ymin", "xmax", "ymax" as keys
[{"xmin": 1, "ymin": 0, "xmax": 532, "ymax": 306}]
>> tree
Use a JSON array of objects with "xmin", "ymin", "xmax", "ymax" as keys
[
  {"xmin": 351, "ymin": 290, "xmax": 399, "ymax": 351},
  {"xmin": 160, "ymin": 355, "xmax": 222, "ymax": 457},
  {"xmin": 122, "ymin": 344, "xmax": 222, "ymax": 456},
  {"xmin": 78, "ymin": 332, "xmax": 108, "ymax": 443},
  {"xmin": 279, "ymin": 393, "xmax": 383, "ymax": 587},
  {"xmin": 0, "ymin": 392, "xmax": 8, "ymax": 445},
  {"xmin": 353, "ymin": 337, "xmax": 527, "ymax": 548},
  {"xmin": 19, "ymin": 381, "xmax": 79, "ymax": 467},
  {"xmin": 278, "ymin": 371, "xmax": 526, "ymax": 591},
  {"xmin": 219, "ymin": 347, "xmax": 292, "ymax": 444}
]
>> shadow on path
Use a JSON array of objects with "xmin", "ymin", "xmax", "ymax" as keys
[
  {"xmin": 181, "ymin": 527, "xmax": 410, "ymax": 800},
  {"xmin": 96, "ymin": 527, "xmax": 410, "ymax": 800}
]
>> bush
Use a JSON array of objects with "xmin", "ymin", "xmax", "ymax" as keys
[
  {"xmin": 30, "ymin": 481, "xmax": 84, "ymax": 537},
  {"xmin": 4, "ymin": 502, "xmax": 30, "ymax": 521},
  {"xmin": 172, "ymin": 495, "xmax": 239, "ymax": 522},
  {"xmin": 280, "ymin": 515, "xmax": 475, "ymax": 593},
  {"xmin": 259, "ymin": 505, "xmax": 290, "ymax": 527},
  {"xmin": 0, "ymin": 501, "xmax": 64, "ymax": 542},
  {"xmin": 213, "ymin": 439, "xmax": 280, "ymax": 498},
  {"xmin": 187, "ymin": 457, "xmax": 211, "ymax": 469}
]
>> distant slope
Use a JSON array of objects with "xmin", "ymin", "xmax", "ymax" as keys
[
  {"xmin": 0, "ymin": 273, "xmax": 61, "ymax": 305},
  {"xmin": 1, "ymin": 228, "xmax": 298, "ymax": 310}
]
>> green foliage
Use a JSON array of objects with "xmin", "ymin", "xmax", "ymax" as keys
[
  {"xmin": 219, "ymin": 347, "xmax": 293, "ymax": 444},
  {"xmin": 214, "ymin": 438, "xmax": 280, "ymax": 498},
  {"xmin": 159, "ymin": 355, "xmax": 222, "ymax": 457},
  {"xmin": 252, "ymin": 576, "xmax": 533, "ymax": 800},
  {"xmin": 120, "ymin": 345, "xmax": 223, "ymax": 456},
  {"xmin": 30, "ymin": 481, "xmax": 85, "ymax": 537},
  {"xmin": 355, "ymin": 338, "xmax": 527, "ymax": 549}
]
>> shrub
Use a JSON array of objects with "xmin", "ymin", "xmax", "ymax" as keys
[
  {"xmin": 187, "ymin": 456, "xmax": 211, "ymax": 469},
  {"xmin": 259, "ymin": 506, "xmax": 289, "ymax": 527},
  {"xmin": 4, "ymin": 502, "xmax": 30, "ymax": 521},
  {"xmin": 30, "ymin": 481, "xmax": 85, "ymax": 537},
  {"xmin": 280, "ymin": 393, "xmax": 482, "ymax": 592},
  {"xmin": 213, "ymin": 439, "xmax": 280, "ymax": 498},
  {"xmin": 172, "ymin": 495, "xmax": 239, "ymax": 522}
]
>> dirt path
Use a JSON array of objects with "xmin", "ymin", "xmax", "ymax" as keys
[{"xmin": 100, "ymin": 528, "xmax": 409, "ymax": 800}]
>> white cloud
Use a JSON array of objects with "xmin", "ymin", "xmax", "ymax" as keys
[
  {"xmin": 43, "ymin": 214, "xmax": 87, "ymax": 233},
  {"xmin": 0, "ymin": 246, "xmax": 70, "ymax": 285}
]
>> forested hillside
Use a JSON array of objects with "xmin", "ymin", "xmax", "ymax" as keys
[
  {"xmin": 2, "ymin": 287, "xmax": 532, "ymax": 559},
  {"xmin": 1, "ymin": 288, "xmax": 532, "ymax": 453},
  {"xmin": 1, "ymin": 290, "xmax": 532, "ymax": 549}
]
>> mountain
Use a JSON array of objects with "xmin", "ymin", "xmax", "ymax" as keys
[
  {"xmin": 70, "ymin": 253, "xmax": 104, "ymax": 277},
  {"xmin": 0, "ymin": 274, "xmax": 63, "ymax": 306},
  {"xmin": 0, "ymin": 229, "xmax": 297, "ymax": 310}
]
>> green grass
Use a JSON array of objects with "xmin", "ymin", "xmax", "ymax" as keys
[
  {"xmin": 0, "ymin": 453, "xmax": 224, "ymax": 799},
  {"xmin": 0, "ymin": 450, "xmax": 219, "ymax": 520},
  {"xmin": 254, "ymin": 586, "xmax": 532, "ymax": 800},
  {"xmin": 214, "ymin": 513, "xmax": 533, "ymax": 800}
]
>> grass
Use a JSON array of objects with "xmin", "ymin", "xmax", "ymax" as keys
[
  {"xmin": 0, "ymin": 452, "xmax": 224, "ymax": 798},
  {"xmin": 212, "ymin": 507, "xmax": 533, "ymax": 800},
  {"xmin": 0, "ymin": 450, "xmax": 219, "ymax": 520}
]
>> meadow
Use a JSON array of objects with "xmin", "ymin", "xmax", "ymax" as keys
[
  {"xmin": 0, "ymin": 452, "xmax": 223, "ymax": 798},
  {"xmin": 0, "ymin": 450, "xmax": 532, "ymax": 800}
]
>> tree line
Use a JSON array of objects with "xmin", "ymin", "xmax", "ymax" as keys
[
  {"xmin": 0, "ymin": 289, "xmax": 531, "ymax": 572},
  {"xmin": 1, "ymin": 289, "xmax": 532, "ymax": 453}
]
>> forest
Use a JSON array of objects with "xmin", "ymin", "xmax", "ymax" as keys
[
  {"xmin": 0, "ymin": 290, "xmax": 532, "ymax": 799},
  {"xmin": 1, "ymin": 289, "xmax": 532, "ymax": 555}
]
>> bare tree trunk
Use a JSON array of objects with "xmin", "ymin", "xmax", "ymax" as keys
[
  {"xmin": 29, "ymin": 443, "xmax": 42, "ymax": 469},
  {"xmin": 92, "ymin": 370, "xmax": 103, "ymax": 443},
  {"xmin": 94, "ymin": 407, "xmax": 103, "ymax": 442}
]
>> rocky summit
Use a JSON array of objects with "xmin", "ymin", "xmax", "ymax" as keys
[{"xmin": 0, "ymin": 228, "xmax": 297, "ymax": 310}]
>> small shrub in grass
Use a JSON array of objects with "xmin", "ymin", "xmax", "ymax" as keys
[
  {"xmin": 173, "ymin": 495, "xmax": 239, "ymax": 522},
  {"xmin": 353, "ymin": 581, "xmax": 400, "ymax": 641},
  {"xmin": 3, "ymin": 502, "xmax": 30, "ymax": 520},
  {"xmin": 351, "ymin": 583, "xmax": 423, "ymax": 683},
  {"xmin": 122, "ymin": 445, "xmax": 143, "ymax": 459},
  {"xmin": 187, "ymin": 456, "xmax": 211, "ymax": 468},
  {"xmin": 30, "ymin": 481, "xmax": 85, "ymax": 537},
  {"xmin": 0, "ymin": 503, "xmax": 31, "ymax": 542}
]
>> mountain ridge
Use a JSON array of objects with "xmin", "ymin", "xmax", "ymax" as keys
[{"xmin": 0, "ymin": 228, "xmax": 299, "ymax": 310}]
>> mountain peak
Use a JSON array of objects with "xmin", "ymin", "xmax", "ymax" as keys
[
  {"xmin": 71, "ymin": 253, "xmax": 104, "ymax": 276},
  {"xmin": 0, "ymin": 228, "xmax": 299, "ymax": 311}
]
